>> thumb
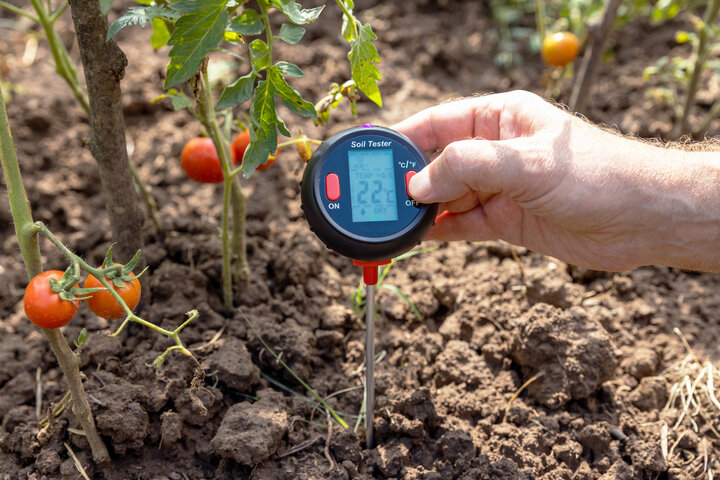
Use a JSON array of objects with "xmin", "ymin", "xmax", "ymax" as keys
[{"xmin": 409, "ymin": 138, "xmax": 530, "ymax": 204}]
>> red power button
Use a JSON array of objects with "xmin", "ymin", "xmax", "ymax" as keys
[
  {"xmin": 325, "ymin": 173, "xmax": 340, "ymax": 201},
  {"xmin": 405, "ymin": 170, "xmax": 417, "ymax": 197}
]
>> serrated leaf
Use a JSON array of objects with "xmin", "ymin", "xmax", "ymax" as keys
[
  {"xmin": 275, "ymin": 110, "xmax": 291, "ymax": 137},
  {"xmin": 271, "ymin": 0, "xmax": 324, "ymax": 25},
  {"xmin": 107, "ymin": 5, "xmax": 179, "ymax": 40},
  {"xmin": 217, "ymin": 73, "xmax": 255, "ymax": 109},
  {"xmin": 269, "ymin": 67, "xmax": 316, "ymax": 117},
  {"xmin": 349, "ymin": 24, "xmax": 382, "ymax": 107},
  {"xmin": 278, "ymin": 23, "xmax": 305, "ymax": 44},
  {"xmin": 228, "ymin": 8, "xmax": 264, "ymax": 35},
  {"xmin": 249, "ymin": 39, "xmax": 270, "ymax": 71},
  {"xmin": 150, "ymin": 17, "xmax": 171, "ymax": 50},
  {"xmin": 275, "ymin": 61, "xmax": 304, "ymax": 78},
  {"xmin": 164, "ymin": 0, "xmax": 229, "ymax": 89},
  {"xmin": 101, "ymin": 0, "xmax": 115, "ymax": 15},
  {"xmin": 243, "ymin": 80, "xmax": 278, "ymax": 176}
]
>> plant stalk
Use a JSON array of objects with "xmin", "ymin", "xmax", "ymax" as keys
[
  {"xmin": 196, "ymin": 70, "xmax": 247, "ymax": 308},
  {"xmin": 534, "ymin": 0, "xmax": 546, "ymax": 42},
  {"xmin": 677, "ymin": 0, "xmax": 720, "ymax": 137},
  {"xmin": 569, "ymin": 0, "xmax": 622, "ymax": 113},
  {"xmin": 230, "ymin": 177, "xmax": 249, "ymax": 287},
  {"xmin": 67, "ymin": 0, "xmax": 144, "ymax": 263},
  {"xmin": 30, "ymin": 0, "xmax": 90, "ymax": 116},
  {"xmin": 0, "ymin": 83, "xmax": 110, "ymax": 464}
]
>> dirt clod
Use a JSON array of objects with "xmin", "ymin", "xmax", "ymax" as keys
[
  {"xmin": 510, "ymin": 304, "xmax": 618, "ymax": 409},
  {"xmin": 203, "ymin": 337, "xmax": 261, "ymax": 392},
  {"xmin": 210, "ymin": 389, "xmax": 289, "ymax": 466}
]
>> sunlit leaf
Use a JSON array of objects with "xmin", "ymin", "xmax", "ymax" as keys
[
  {"xmin": 228, "ymin": 8, "xmax": 264, "ymax": 35},
  {"xmin": 277, "ymin": 23, "xmax": 305, "ymax": 44},
  {"xmin": 150, "ymin": 17, "xmax": 171, "ymax": 50},
  {"xmin": 268, "ymin": 66, "xmax": 316, "ymax": 117},
  {"xmin": 217, "ymin": 73, "xmax": 256, "ymax": 109},
  {"xmin": 107, "ymin": 5, "xmax": 179, "ymax": 40},
  {"xmin": 271, "ymin": 0, "xmax": 324, "ymax": 25},
  {"xmin": 243, "ymin": 79, "xmax": 278, "ymax": 176},
  {"xmin": 275, "ymin": 61, "xmax": 304, "ymax": 78},
  {"xmin": 164, "ymin": 0, "xmax": 228, "ymax": 89},
  {"xmin": 349, "ymin": 24, "xmax": 382, "ymax": 107}
]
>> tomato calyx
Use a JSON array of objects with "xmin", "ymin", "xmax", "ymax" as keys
[
  {"xmin": 50, "ymin": 265, "xmax": 99, "ymax": 302},
  {"xmin": 96, "ymin": 247, "xmax": 147, "ymax": 288}
]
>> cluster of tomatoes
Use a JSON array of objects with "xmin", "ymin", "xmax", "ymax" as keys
[
  {"xmin": 180, "ymin": 130, "xmax": 277, "ymax": 183},
  {"xmin": 24, "ymin": 267, "xmax": 140, "ymax": 329}
]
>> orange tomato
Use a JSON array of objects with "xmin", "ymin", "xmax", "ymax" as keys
[{"xmin": 541, "ymin": 32, "xmax": 579, "ymax": 67}]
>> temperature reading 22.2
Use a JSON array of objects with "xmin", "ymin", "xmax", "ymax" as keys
[{"xmin": 348, "ymin": 149, "xmax": 399, "ymax": 223}]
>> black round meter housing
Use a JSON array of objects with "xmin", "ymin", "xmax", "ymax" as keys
[{"xmin": 301, "ymin": 126, "xmax": 438, "ymax": 262}]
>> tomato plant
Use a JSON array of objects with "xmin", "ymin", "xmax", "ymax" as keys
[
  {"xmin": 23, "ymin": 270, "xmax": 80, "ymax": 329},
  {"xmin": 541, "ymin": 31, "xmax": 579, "ymax": 67},
  {"xmin": 109, "ymin": 0, "xmax": 384, "ymax": 308},
  {"xmin": 181, "ymin": 137, "xmax": 238, "ymax": 183},
  {"xmin": 84, "ymin": 263, "xmax": 141, "ymax": 320},
  {"xmin": 643, "ymin": 0, "xmax": 720, "ymax": 136}
]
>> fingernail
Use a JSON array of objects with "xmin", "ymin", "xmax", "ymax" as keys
[{"xmin": 409, "ymin": 170, "xmax": 431, "ymax": 199}]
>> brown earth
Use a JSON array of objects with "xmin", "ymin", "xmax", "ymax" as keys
[{"xmin": 1, "ymin": 1, "xmax": 719, "ymax": 479}]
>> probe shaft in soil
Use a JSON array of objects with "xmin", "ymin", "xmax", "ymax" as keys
[{"xmin": 365, "ymin": 282, "xmax": 375, "ymax": 449}]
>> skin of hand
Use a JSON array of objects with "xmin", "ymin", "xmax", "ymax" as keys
[{"xmin": 393, "ymin": 90, "xmax": 720, "ymax": 273}]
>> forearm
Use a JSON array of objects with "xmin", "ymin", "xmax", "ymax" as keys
[{"xmin": 642, "ymin": 148, "xmax": 720, "ymax": 272}]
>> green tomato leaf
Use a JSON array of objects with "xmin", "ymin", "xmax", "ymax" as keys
[
  {"xmin": 228, "ymin": 8, "xmax": 264, "ymax": 35},
  {"xmin": 349, "ymin": 24, "xmax": 382, "ymax": 107},
  {"xmin": 170, "ymin": 92, "xmax": 192, "ymax": 110},
  {"xmin": 275, "ymin": 110, "xmax": 291, "ymax": 137},
  {"xmin": 275, "ymin": 61, "xmax": 304, "ymax": 78},
  {"xmin": 277, "ymin": 23, "xmax": 305, "ymax": 44},
  {"xmin": 217, "ymin": 73, "xmax": 256, "ymax": 109},
  {"xmin": 107, "ymin": 5, "xmax": 180, "ymax": 40},
  {"xmin": 249, "ymin": 39, "xmax": 270, "ymax": 71},
  {"xmin": 150, "ymin": 17, "xmax": 171, "ymax": 50},
  {"xmin": 269, "ymin": 66, "xmax": 316, "ymax": 117},
  {"xmin": 243, "ymin": 79, "xmax": 279, "ymax": 176},
  {"xmin": 100, "ymin": 0, "xmax": 115, "ymax": 15},
  {"xmin": 271, "ymin": 0, "xmax": 324, "ymax": 25},
  {"xmin": 164, "ymin": 0, "xmax": 229, "ymax": 89}
]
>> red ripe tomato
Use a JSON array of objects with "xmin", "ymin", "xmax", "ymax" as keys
[
  {"xmin": 232, "ymin": 130, "xmax": 278, "ymax": 171},
  {"xmin": 24, "ymin": 271, "xmax": 79, "ymax": 329},
  {"xmin": 541, "ymin": 32, "xmax": 579, "ymax": 67},
  {"xmin": 180, "ymin": 137, "xmax": 236, "ymax": 183},
  {"xmin": 84, "ymin": 266, "xmax": 141, "ymax": 320}
]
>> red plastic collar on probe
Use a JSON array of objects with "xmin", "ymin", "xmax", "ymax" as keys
[{"xmin": 353, "ymin": 259, "xmax": 391, "ymax": 286}]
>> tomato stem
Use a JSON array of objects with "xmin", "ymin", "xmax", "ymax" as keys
[
  {"xmin": 1, "ymin": 86, "xmax": 110, "ymax": 464},
  {"xmin": 196, "ymin": 67, "xmax": 248, "ymax": 308},
  {"xmin": 32, "ymin": 221, "xmax": 200, "ymax": 368}
]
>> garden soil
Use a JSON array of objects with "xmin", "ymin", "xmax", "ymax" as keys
[{"xmin": 1, "ymin": 1, "xmax": 719, "ymax": 479}]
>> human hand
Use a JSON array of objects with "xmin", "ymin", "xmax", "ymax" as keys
[{"xmin": 393, "ymin": 90, "xmax": 720, "ymax": 272}]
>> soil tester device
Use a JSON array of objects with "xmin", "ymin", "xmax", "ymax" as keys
[{"xmin": 301, "ymin": 126, "xmax": 438, "ymax": 447}]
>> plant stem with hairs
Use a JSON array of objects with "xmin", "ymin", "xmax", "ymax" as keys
[{"xmin": 0, "ymin": 82, "xmax": 110, "ymax": 464}]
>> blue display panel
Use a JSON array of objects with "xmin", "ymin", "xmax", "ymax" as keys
[{"xmin": 348, "ymin": 150, "xmax": 398, "ymax": 223}]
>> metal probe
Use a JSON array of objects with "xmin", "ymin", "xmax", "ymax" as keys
[{"xmin": 365, "ymin": 278, "xmax": 376, "ymax": 449}]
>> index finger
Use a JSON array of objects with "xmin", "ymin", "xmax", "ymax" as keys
[{"xmin": 391, "ymin": 95, "xmax": 504, "ymax": 152}]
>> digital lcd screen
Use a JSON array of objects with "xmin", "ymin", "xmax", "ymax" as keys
[{"xmin": 348, "ymin": 149, "xmax": 398, "ymax": 223}]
